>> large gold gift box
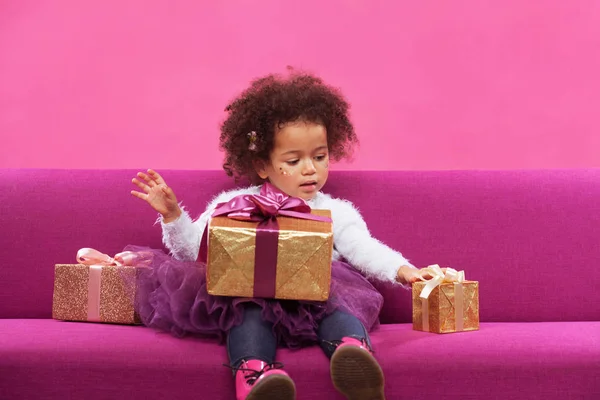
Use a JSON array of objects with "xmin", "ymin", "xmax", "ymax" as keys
[
  {"xmin": 206, "ymin": 209, "xmax": 333, "ymax": 301},
  {"xmin": 412, "ymin": 280, "xmax": 479, "ymax": 333},
  {"xmin": 53, "ymin": 263, "xmax": 141, "ymax": 325}
]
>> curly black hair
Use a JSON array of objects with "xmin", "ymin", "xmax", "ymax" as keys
[{"xmin": 219, "ymin": 69, "xmax": 358, "ymax": 184}]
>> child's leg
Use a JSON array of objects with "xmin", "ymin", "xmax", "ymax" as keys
[
  {"xmin": 227, "ymin": 303, "xmax": 277, "ymax": 368},
  {"xmin": 317, "ymin": 310, "xmax": 384, "ymax": 400},
  {"xmin": 227, "ymin": 303, "xmax": 295, "ymax": 400},
  {"xmin": 317, "ymin": 310, "xmax": 372, "ymax": 357}
]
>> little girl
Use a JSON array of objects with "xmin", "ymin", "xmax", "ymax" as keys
[{"xmin": 129, "ymin": 70, "xmax": 432, "ymax": 400}]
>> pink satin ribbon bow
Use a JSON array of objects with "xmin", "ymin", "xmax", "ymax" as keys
[
  {"xmin": 209, "ymin": 182, "xmax": 330, "ymax": 222},
  {"xmin": 77, "ymin": 248, "xmax": 137, "ymax": 267},
  {"xmin": 199, "ymin": 183, "xmax": 331, "ymax": 298},
  {"xmin": 76, "ymin": 248, "xmax": 137, "ymax": 322}
]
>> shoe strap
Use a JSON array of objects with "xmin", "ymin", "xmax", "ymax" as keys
[
  {"xmin": 224, "ymin": 361, "xmax": 285, "ymax": 384},
  {"xmin": 322, "ymin": 336, "xmax": 374, "ymax": 353}
]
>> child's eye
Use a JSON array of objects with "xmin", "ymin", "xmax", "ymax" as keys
[
  {"xmin": 286, "ymin": 160, "xmax": 299, "ymax": 166},
  {"xmin": 315, "ymin": 155, "xmax": 327, "ymax": 161}
]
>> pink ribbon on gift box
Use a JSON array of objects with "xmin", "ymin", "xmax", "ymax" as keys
[
  {"xmin": 76, "ymin": 248, "xmax": 137, "ymax": 322},
  {"xmin": 199, "ymin": 182, "xmax": 332, "ymax": 299},
  {"xmin": 418, "ymin": 265, "xmax": 466, "ymax": 332}
]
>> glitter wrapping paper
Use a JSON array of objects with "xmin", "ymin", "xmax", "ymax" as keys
[
  {"xmin": 412, "ymin": 280, "xmax": 479, "ymax": 333},
  {"xmin": 206, "ymin": 209, "xmax": 333, "ymax": 301},
  {"xmin": 52, "ymin": 264, "xmax": 141, "ymax": 324}
]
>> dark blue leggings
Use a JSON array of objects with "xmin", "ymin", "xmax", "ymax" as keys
[{"xmin": 227, "ymin": 303, "xmax": 371, "ymax": 368}]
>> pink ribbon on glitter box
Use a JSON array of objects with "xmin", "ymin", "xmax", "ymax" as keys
[
  {"xmin": 199, "ymin": 182, "xmax": 332, "ymax": 299},
  {"xmin": 76, "ymin": 248, "xmax": 137, "ymax": 322}
]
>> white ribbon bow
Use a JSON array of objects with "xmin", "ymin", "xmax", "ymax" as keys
[{"xmin": 419, "ymin": 264, "xmax": 465, "ymax": 299}]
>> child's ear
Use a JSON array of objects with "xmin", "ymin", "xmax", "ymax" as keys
[{"xmin": 253, "ymin": 160, "xmax": 269, "ymax": 180}]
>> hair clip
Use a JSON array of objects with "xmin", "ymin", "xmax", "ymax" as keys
[{"xmin": 247, "ymin": 131, "xmax": 258, "ymax": 151}]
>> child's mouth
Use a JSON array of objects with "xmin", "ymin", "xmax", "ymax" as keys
[{"xmin": 300, "ymin": 181, "xmax": 317, "ymax": 190}]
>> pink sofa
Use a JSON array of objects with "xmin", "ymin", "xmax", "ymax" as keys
[{"xmin": 1, "ymin": 169, "xmax": 599, "ymax": 399}]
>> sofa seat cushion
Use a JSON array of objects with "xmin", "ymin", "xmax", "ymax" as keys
[{"xmin": 1, "ymin": 320, "xmax": 598, "ymax": 399}]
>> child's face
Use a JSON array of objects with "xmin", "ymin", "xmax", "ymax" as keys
[{"xmin": 256, "ymin": 121, "xmax": 329, "ymax": 201}]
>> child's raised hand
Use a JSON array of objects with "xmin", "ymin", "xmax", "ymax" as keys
[{"xmin": 131, "ymin": 169, "xmax": 181, "ymax": 223}]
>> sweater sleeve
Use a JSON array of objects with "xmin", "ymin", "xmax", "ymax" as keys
[
  {"xmin": 159, "ymin": 187, "xmax": 259, "ymax": 261},
  {"xmin": 329, "ymin": 197, "xmax": 416, "ymax": 285}
]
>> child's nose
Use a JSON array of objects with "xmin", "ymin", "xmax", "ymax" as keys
[{"xmin": 302, "ymin": 160, "xmax": 316, "ymax": 174}]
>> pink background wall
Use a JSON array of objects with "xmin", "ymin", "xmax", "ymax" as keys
[{"xmin": 1, "ymin": 1, "xmax": 599, "ymax": 171}]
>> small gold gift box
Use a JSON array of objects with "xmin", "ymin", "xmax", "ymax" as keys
[{"xmin": 412, "ymin": 265, "xmax": 479, "ymax": 333}]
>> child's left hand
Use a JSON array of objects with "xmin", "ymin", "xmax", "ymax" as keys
[{"xmin": 396, "ymin": 265, "xmax": 447, "ymax": 286}]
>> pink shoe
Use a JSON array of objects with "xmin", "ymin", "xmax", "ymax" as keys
[
  {"xmin": 329, "ymin": 337, "xmax": 385, "ymax": 400},
  {"xmin": 233, "ymin": 359, "xmax": 296, "ymax": 400}
]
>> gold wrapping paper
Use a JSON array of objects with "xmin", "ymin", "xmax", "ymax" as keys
[
  {"xmin": 206, "ymin": 209, "xmax": 333, "ymax": 301},
  {"xmin": 412, "ymin": 280, "xmax": 479, "ymax": 333},
  {"xmin": 52, "ymin": 263, "xmax": 141, "ymax": 324}
]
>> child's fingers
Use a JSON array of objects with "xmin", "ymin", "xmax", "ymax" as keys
[
  {"xmin": 137, "ymin": 171, "xmax": 157, "ymax": 187},
  {"xmin": 132, "ymin": 178, "xmax": 151, "ymax": 193},
  {"xmin": 147, "ymin": 169, "xmax": 167, "ymax": 186},
  {"xmin": 130, "ymin": 190, "xmax": 147, "ymax": 200}
]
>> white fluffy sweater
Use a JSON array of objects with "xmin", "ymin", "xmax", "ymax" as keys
[{"xmin": 160, "ymin": 186, "xmax": 415, "ymax": 285}]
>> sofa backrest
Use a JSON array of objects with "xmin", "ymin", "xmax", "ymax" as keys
[{"xmin": 1, "ymin": 169, "xmax": 598, "ymax": 323}]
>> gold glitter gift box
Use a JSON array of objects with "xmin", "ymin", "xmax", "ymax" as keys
[
  {"xmin": 52, "ymin": 249, "xmax": 141, "ymax": 325},
  {"xmin": 412, "ymin": 266, "xmax": 479, "ymax": 333},
  {"xmin": 205, "ymin": 209, "xmax": 333, "ymax": 301}
]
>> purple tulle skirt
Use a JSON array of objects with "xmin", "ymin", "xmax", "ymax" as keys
[{"xmin": 121, "ymin": 245, "xmax": 384, "ymax": 349}]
